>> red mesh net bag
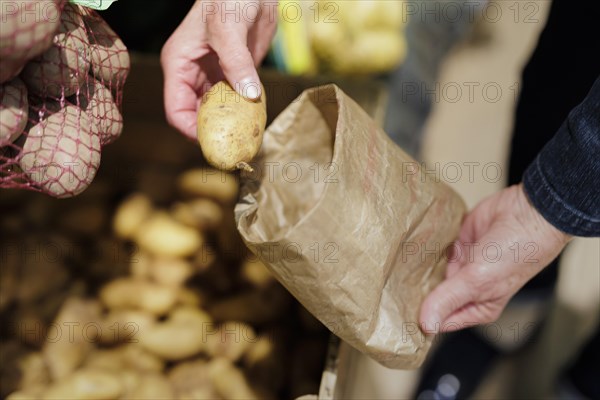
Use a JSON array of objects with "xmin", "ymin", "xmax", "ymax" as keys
[{"xmin": 1, "ymin": 1, "xmax": 129, "ymax": 198}]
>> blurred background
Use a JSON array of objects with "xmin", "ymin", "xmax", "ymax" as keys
[{"xmin": 2, "ymin": 1, "xmax": 599, "ymax": 399}]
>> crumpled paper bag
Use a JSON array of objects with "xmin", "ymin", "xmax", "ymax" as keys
[{"xmin": 235, "ymin": 84, "xmax": 466, "ymax": 369}]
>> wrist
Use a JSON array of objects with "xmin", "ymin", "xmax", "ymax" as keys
[{"xmin": 517, "ymin": 183, "xmax": 572, "ymax": 247}]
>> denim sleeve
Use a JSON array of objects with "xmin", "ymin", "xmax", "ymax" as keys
[{"xmin": 523, "ymin": 75, "xmax": 600, "ymax": 237}]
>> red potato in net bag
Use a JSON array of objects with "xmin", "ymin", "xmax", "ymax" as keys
[
  {"xmin": 21, "ymin": 4, "xmax": 91, "ymax": 98},
  {"xmin": 19, "ymin": 104, "xmax": 100, "ymax": 198},
  {"xmin": 72, "ymin": 79, "xmax": 123, "ymax": 145},
  {"xmin": 0, "ymin": 0, "xmax": 62, "ymax": 83},
  {"xmin": 85, "ymin": 14, "xmax": 130, "ymax": 90},
  {"xmin": 0, "ymin": 78, "xmax": 28, "ymax": 146}
]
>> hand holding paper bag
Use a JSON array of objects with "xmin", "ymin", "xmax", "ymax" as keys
[{"xmin": 235, "ymin": 85, "xmax": 466, "ymax": 369}]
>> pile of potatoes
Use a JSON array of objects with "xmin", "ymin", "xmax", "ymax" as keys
[
  {"xmin": 1, "ymin": 166, "xmax": 328, "ymax": 400},
  {"xmin": 309, "ymin": 0, "xmax": 407, "ymax": 75},
  {"xmin": 0, "ymin": 2, "xmax": 129, "ymax": 198}
]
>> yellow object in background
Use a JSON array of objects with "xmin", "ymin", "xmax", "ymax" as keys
[
  {"xmin": 272, "ymin": 0, "xmax": 408, "ymax": 76},
  {"xmin": 273, "ymin": 0, "xmax": 317, "ymax": 75}
]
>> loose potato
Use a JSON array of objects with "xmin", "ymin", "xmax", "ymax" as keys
[
  {"xmin": 99, "ymin": 278, "xmax": 178, "ymax": 316},
  {"xmin": 205, "ymin": 321, "xmax": 256, "ymax": 362},
  {"xmin": 85, "ymin": 15, "xmax": 130, "ymax": 89},
  {"xmin": 21, "ymin": 5, "xmax": 91, "ymax": 98},
  {"xmin": 0, "ymin": 0, "xmax": 62, "ymax": 83},
  {"xmin": 208, "ymin": 358, "xmax": 260, "ymax": 400},
  {"xmin": 177, "ymin": 168, "xmax": 238, "ymax": 203},
  {"xmin": 171, "ymin": 198, "xmax": 223, "ymax": 231},
  {"xmin": 176, "ymin": 287, "xmax": 207, "ymax": 308},
  {"xmin": 17, "ymin": 353, "xmax": 50, "ymax": 390},
  {"xmin": 197, "ymin": 81, "xmax": 266, "ymax": 172},
  {"xmin": 0, "ymin": 78, "xmax": 28, "ymax": 145},
  {"xmin": 42, "ymin": 298, "xmax": 102, "ymax": 380},
  {"xmin": 241, "ymin": 258, "xmax": 274, "ymax": 288},
  {"xmin": 168, "ymin": 359, "xmax": 218, "ymax": 399},
  {"xmin": 19, "ymin": 105, "xmax": 100, "ymax": 198},
  {"xmin": 129, "ymin": 249, "xmax": 153, "ymax": 279},
  {"xmin": 349, "ymin": 31, "xmax": 406, "ymax": 74},
  {"xmin": 149, "ymin": 258, "xmax": 194, "ymax": 287},
  {"xmin": 98, "ymin": 309, "xmax": 155, "ymax": 345},
  {"xmin": 126, "ymin": 372, "xmax": 174, "ymax": 400},
  {"xmin": 134, "ymin": 212, "xmax": 203, "ymax": 258},
  {"xmin": 83, "ymin": 345, "xmax": 163, "ymax": 373},
  {"xmin": 138, "ymin": 307, "xmax": 212, "ymax": 361},
  {"xmin": 82, "ymin": 348, "xmax": 126, "ymax": 371},
  {"xmin": 120, "ymin": 344, "xmax": 165, "ymax": 373},
  {"xmin": 73, "ymin": 79, "xmax": 123, "ymax": 145},
  {"xmin": 43, "ymin": 368, "xmax": 123, "ymax": 400},
  {"xmin": 112, "ymin": 193, "xmax": 153, "ymax": 239},
  {"xmin": 6, "ymin": 387, "xmax": 46, "ymax": 400}
]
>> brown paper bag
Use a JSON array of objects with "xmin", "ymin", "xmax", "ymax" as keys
[{"xmin": 235, "ymin": 84, "xmax": 466, "ymax": 369}]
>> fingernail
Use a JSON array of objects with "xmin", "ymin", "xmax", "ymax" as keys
[
  {"xmin": 237, "ymin": 78, "xmax": 261, "ymax": 100},
  {"xmin": 422, "ymin": 315, "xmax": 441, "ymax": 335}
]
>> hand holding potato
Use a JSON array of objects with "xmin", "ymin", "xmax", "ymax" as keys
[{"xmin": 161, "ymin": 0, "xmax": 276, "ymax": 140}]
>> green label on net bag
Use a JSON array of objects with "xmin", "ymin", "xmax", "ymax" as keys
[{"xmin": 69, "ymin": 0, "xmax": 118, "ymax": 10}]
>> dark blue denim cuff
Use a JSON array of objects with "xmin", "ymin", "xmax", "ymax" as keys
[{"xmin": 523, "ymin": 76, "xmax": 600, "ymax": 237}]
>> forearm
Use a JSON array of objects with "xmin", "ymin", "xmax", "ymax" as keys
[{"xmin": 523, "ymin": 75, "xmax": 600, "ymax": 237}]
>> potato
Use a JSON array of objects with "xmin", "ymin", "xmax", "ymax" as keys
[
  {"xmin": 82, "ymin": 348, "xmax": 125, "ymax": 371},
  {"xmin": 126, "ymin": 373, "xmax": 174, "ymax": 400},
  {"xmin": 120, "ymin": 344, "xmax": 165, "ymax": 373},
  {"xmin": 112, "ymin": 193, "xmax": 153, "ymax": 239},
  {"xmin": 208, "ymin": 358, "xmax": 260, "ymax": 400},
  {"xmin": 129, "ymin": 249, "xmax": 153, "ymax": 279},
  {"xmin": 176, "ymin": 287, "xmax": 207, "ymax": 308},
  {"xmin": 115, "ymin": 370, "xmax": 141, "ymax": 398},
  {"xmin": 349, "ymin": 31, "xmax": 406, "ymax": 74},
  {"xmin": 134, "ymin": 212, "xmax": 203, "ymax": 258},
  {"xmin": 21, "ymin": 5, "xmax": 91, "ymax": 98},
  {"xmin": 17, "ymin": 353, "xmax": 50, "ymax": 390},
  {"xmin": 241, "ymin": 258, "xmax": 274, "ymax": 288},
  {"xmin": 98, "ymin": 309, "xmax": 155, "ymax": 345},
  {"xmin": 42, "ymin": 298, "xmax": 102, "ymax": 380},
  {"xmin": 19, "ymin": 105, "xmax": 100, "ymax": 198},
  {"xmin": 168, "ymin": 359, "xmax": 218, "ymax": 399},
  {"xmin": 73, "ymin": 79, "xmax": 123, "ymax": 145},
  {"xmin": 0, "ymin": 0, "xmax": 61, "ymax": 83},
  {"xmin": 43, "ymin": 368, "xmax": 123, "ymax": 400},
  {"xmin": 177, "ymin": 168, "xmax": 238, "ymax": 203},
  {"xmin": 85, "ymin": 15, "xmax": 130, "ymax": 89},
  {"xmin": 99, "ymin": 278, "xmax": 178, "ymax": 316},
  {"xmin": 171, "ymin": 198, "xmax": 223, "ymax": 231},
  {"xmin": 138, "ymin": 307, "xmax": 212, "ymax": 361},
  {"xmin": 197, "ymin": 81, "xmax": 266, "ymax": 172},
  {"xmin": 149, "ymin": 257, "xmax": 194, "ymax": 287},
  {"xmin": 0, "ymin": 78, "xmax": 28, "ymax": 145},
  {"xmin": 83, "ymin": 345, "xmax": 163, "ymax": 373},
  {"xmin": 204, "ymin": 321, "xmax": 256, "ymax": 362}
]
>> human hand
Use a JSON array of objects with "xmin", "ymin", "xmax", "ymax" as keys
[
  {"xmin": 419, "ymin": 184, "xmax": 572, "ymax": 333},
  {"xmin": 161, "ymin": 0, "xmax": 277, "ymax": 140}
]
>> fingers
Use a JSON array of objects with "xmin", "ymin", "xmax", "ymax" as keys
[
  {"xmin": 419, "ymin": 271, "xmax": 473, "ymax": 334},
  {"xmin": 161, "ymin": 53, "xmax": 201, "ymax": 140},
  {"xmin": 210, "ymin": 28, "xmax": 262, "ymax": 100}
]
